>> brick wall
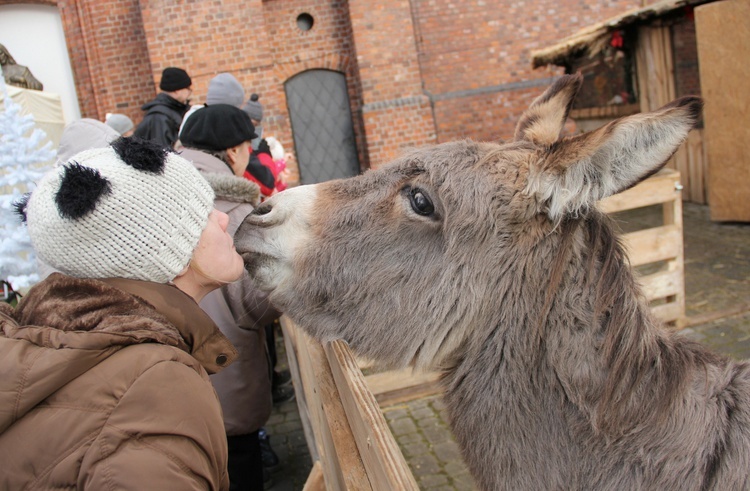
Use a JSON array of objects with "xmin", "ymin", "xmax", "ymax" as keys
[
  {"xmin": 411, "ymin": 0, "xmax": 640, "ymax": 142},
  {"xmin": 57, "ymin": 0, "xmax": 154, "ymax": 123},
  {"xmin": 348, "ymin": 0, "xmax": 436, "ymax": 167},
  {"xmin": 672, "ymin": 13, "xmax": 702, "ymax": 98},
  {"xmin": 42, "ymin": 0, "xmax": 650, "ymax": 180}
]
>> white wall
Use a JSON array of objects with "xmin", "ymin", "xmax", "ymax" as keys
[{"xmin": 0, "ymin": 4, "xmax": 81, "ymax": 123}]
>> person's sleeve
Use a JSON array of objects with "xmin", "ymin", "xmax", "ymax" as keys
[{"xmin": 79, "ymin": 360, "xmax": 229, "ymax": 491}]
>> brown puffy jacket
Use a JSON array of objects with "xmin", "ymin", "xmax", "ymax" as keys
[{"xmin": 0, "ymin": 274, "xmax": 237, "ymax": 490}]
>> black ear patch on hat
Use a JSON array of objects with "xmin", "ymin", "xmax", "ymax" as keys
[
  {"xmin": 111, "ymin": 136, "xmax": 169, "ymax": 174},
  {"xmin": 13, "ymin": 193, "xmax": 30, "ymax": 223},
  {"xmin": 55, "ymin": 163, "xmax": 112, "ymax": 220}
]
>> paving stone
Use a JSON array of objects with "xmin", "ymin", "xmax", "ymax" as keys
[
  {"xmin": 432, "ymin": 440, "xmax": 462, "ymax": 462},
  {"xmin": 451, "ymin": 474, "xmax": 478, "ymax": 491},
  {"xmin": 412, "ymin": 407, "xmax": 436, "ymax": 420},
  {"xmin": 417, "ymin": 416, "xmax": 441, "ymax": 428},
  {"xmin": 389, "ymin": 417, "xmax": 418, "ymax": 436},
  {"xmin": 410, "ymin": 453, "xmax": 442, "ymax": 476},
  {"xmin": 420, "ymin": 473, "xmax": 449, "ymax": 487},
  {"xmin": 422, "ymin": 424, "xmax": 452, "ymax": 444},
  {"xmin": 402, "ymin": 441, "xmax": 432, "ymax": 458},
  {"xmin": 382, "ymin": 407, "xmax": 409, "ymax": 420},
  {"xmin": 444, "ymin": 460, "xmax": 470, "ymax": 476},
  {"xmin": 265, "ymin": 412, "xmax": 285, "ymax": 426},
  {"xmin": 397, "ymin": 431, "xmax": 423, "ymax": 444}
]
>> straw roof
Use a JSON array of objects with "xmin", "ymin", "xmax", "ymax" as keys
[{"xmin": 531, "ymin": 0, "xmax": 714, "ymax": 68}]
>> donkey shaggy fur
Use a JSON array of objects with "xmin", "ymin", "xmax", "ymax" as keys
[{"xmin": 236, "ymin": 74, "xmax": 750, "ymax": 490}]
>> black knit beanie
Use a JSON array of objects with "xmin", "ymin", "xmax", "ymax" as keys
[
  {"xmin": 180, "ymin": 104, "xmax": 258, "ymax": 151},
  {"xmin": 159, "ymin": 67, "xmax": 192, "ymax": 91}
]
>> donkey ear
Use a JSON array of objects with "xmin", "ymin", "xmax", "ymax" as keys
[
  {"xmin": 526, "ymin": 97, "xmax": 702, "ymax": 221},
  {"xmin": 514, "ymin": 73, "xmax": 583, "ymax": 145}
]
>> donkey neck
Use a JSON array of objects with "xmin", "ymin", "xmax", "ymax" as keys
[{"xmin": 440, "ymin": 214, "xmax": 677, "ymax": 489}]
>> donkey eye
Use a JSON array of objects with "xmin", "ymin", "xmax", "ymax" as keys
[{"xmin": 407, "ymin": 187, "xmax": 435, "ymax": 216}]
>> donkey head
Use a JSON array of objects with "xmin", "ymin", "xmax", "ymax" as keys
[{"xmin": 236, "ymin": 74, "xmax": 700, "ymax": 370}]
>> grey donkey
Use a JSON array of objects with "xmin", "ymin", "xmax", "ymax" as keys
[{"xmin": 236, "ymin": 74, "xmax": 750, "ymax": 490}]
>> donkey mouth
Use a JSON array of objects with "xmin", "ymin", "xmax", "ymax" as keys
[
  {"xmin": 240, "ymin": 250, "xmax": 282, "ymax": 291},
  {"xmin": 241, "ymin": 250, "xmax": 272, "ymax": 272}
]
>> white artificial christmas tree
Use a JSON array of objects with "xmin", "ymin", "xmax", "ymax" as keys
[{"xmin": 0, "ymin": 67, "xmax": 55, "ymax": 291}]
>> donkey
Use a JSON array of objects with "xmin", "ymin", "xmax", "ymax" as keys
[{"xmin": 236, "ymin": 74, "xmax": 750, "ymax": 490}]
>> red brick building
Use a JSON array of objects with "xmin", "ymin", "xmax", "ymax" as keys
[{"xmin": 13, "ymin": 0, "xmax": 643, "ymax": 184}]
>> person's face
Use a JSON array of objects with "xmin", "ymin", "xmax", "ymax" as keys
[
  {"xmin": 227, "ymin": 140, "xmax": 252, "ymax": 177},
  {"xmin": 173, "ymin": 86, "xmax": 193, "ymax": 104},
  {"xmin": 191, "ymin": 209, "xmax": 244, "ymax": 284}
]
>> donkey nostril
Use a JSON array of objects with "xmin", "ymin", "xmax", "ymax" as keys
[{"xmin": 253, "ymin": 203, "xmax": 272, "ymax": 216}]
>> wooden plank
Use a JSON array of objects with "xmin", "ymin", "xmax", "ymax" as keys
[
  {"xmin": 666, "ymin": 193, "xmax": 686, "ymax": 327},
  {"xmin": 292, "ymin": 324, "xmax": 345, "ymax": 491},
  {"xmin": 686, "ymin": 129, "xmax": 706, "ymax": 204},
  {"xmin": 290, "ymin": 321, "xmax": 371, "ymax": 491},
  {"xmin": 598, "ymin": 168, "xmax": 680, "ymax": 213},
  {"xmin": 635, "ymin": 25, "xmax": 675, "ymax": 113},
  {"xmin": 620, "ymin": 224, "xmax": 682, "ymax": 266},
  {"xmin": 365, "ymin": 368, "xmax": 443, "ymax": 406},
  {"xmin": 326, "ymin": 340, "xmax": 420, "ymax": 491},
  {"xmin": 639, "ymin": 269, "xmax": 683, "ymax": 301},
  {"xmin": 281, "ymin": 319, "xmax": 318, "ymax": 463},
  {"xmin": 650, "ymin": 301, "xmax": 684, "ymax": 326},
  {"xmin": 303, "ymin": 461, "xmax": 325, "ymax": 491},
  {"xmin": 696, "ymin": 0, "xmax": 750, "ymax": 221}
]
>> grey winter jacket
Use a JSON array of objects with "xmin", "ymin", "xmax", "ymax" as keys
[{"xmin": 180, "ymin": 147, "xmax": 281, "ymax": 435}]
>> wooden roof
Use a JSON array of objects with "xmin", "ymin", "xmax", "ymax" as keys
[{"xmin": 531, "ymin": 0, "xmax": 714, "ymax": 68}]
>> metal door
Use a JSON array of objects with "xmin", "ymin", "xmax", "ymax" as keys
[{"xmin": 285, "ymin": 70, "xmax": 360, "ymax": 183}]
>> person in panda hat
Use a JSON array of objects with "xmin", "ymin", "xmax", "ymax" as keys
[{"xmin": 0, "ymin": 136, "xmax": 241, "ymax": 490}]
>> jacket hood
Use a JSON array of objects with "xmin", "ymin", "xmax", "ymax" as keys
[
  {"xmin": 179, "ymin": 148, "xmax": 260, "ymax": 206},
  {"xmin": 141, "ymin": 92, "xmax": 190, "ymax": 115},
  {"xmin": 56, "ymin": 118, "xmax": 119, "ymax": 163},
  {"xmin": 0, "ymin": 274, "xmax": 236, "ymax": 432}
]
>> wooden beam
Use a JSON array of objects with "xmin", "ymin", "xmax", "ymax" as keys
[
  {"xmin": 302, "ymin": 461, "xmax": 325, "ymax": 491},
  {"xmin": 284, "ymin": 319, "xmax": 371, "ymax": 490},
  {"xmin": 620, "ymin": 224, "xmax": 681, "ymax": 266},
  {"xmin": 326, "ymin": 340, "xmax": 420, "ymax": 491},
  {"xmin": 598, "ymin": 168, "xmax": 681, "ymax": 213},
  {"xmin": 365, "ymin": 368, "xmax": 443, "ymax": 406}
]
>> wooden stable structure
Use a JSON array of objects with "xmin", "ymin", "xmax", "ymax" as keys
[
  {"xmin": 284, "ymin": 169, "xmax": 687, "ymax": 489},
  {"xmin": 531, "ymin": 0, "xmax": 713, "ymax": 205},
  {"xmin": 694, "ymin": 0, "xmax": 750, "ymax": 222}
]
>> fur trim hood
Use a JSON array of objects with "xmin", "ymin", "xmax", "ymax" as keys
[
  {"xmin": 202, "ymin": 171, "xmax": 260, "ymax": 206},
  {"xmin": 179, "ymin": 147, "xmax": 260, "ymax": 207}
]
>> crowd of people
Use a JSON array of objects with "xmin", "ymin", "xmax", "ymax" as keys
[{"xmin": 0, "ymin": 66, "xmax": 297, "ymax": 490}]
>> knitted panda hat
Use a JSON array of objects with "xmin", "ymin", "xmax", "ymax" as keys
[{"xmin": 19, "ymin": 137, "xmax": 215, "ymax": 284}]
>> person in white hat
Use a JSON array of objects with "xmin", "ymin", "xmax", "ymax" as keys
[{"xmin": 0, "ymin": 136, "xmax": 243, "ymax": 490}]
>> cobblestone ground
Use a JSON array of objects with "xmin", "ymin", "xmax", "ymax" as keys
[{"xmin": 265, "ymin": 202, "xmax": 750, "ymax": 490}]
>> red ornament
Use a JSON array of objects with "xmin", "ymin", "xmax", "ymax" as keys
[{"xmin": 610, "ymin": 30, "xmax": 624, "ymax": 49}]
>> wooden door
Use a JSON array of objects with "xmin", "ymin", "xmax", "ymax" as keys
[{"xmin": 696, "ymin": 0, "xmax": 750, "ymax": 222}]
